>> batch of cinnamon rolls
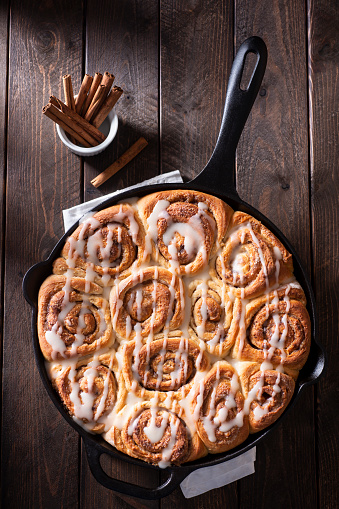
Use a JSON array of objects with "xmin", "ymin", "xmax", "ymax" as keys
[{"xmin": 38, "ymin": 190, "xmax": 311, "ymax": 468}]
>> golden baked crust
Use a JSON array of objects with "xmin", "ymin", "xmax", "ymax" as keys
[
  {"xmin": 37, "ymin": 190, "xmax": 311, "ymax": 467},
  {"xmin": 138, "ymin": 189, "xmax": 233, "ymax": 275},
  {"xmin": 53, "ymin": 204, "xmax": 148, "ymax": 285},
  {"xmin": 212, "ymin": 211, "xmax": 294, "ymax": 298},
  {"xmin": 110, "ymin": 266, "xmax": 184, "ymax": 342},
  {"xmin": 38, "ymin": 275, "xmax": 112, "ymax": 361}
]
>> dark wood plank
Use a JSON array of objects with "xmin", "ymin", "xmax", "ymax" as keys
[
  {"xmin": 80, "ymin": 1, "xmax": 161, "ymax": 507},
  {"xmin": 83, "ymin": 0, "xmax": 160, "ymax": 202},
  {"xmin": 1, "ymin": 1, "xmax": 84, "ymax": 507},
  {"xmin": 235, "ymin": 1, "xmax": 317, "ymax": 508},
  {"xmin": 308, "ymin": 1, "xmax": 339, "ymax": 508},
  {"xmin": 0, "ymin": 0, "xmax": 9, "ymax": 370},
  {"xmin": 160, "ymin": 1, "xmax": 237, "ymax": 506},
  {"xmin": 160, "ymin": 0, "xmax": 234, "ymax": 181}
]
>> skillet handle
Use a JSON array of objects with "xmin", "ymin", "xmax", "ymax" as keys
[
  {"xmin": 83, "ymin": 439, "xmax": 189, "ymax": 500},
  {"xmin": 192, "ymin": 36, "xmax": 267, "ymax": 196}
]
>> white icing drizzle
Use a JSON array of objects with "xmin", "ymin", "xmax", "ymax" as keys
[{"xmin": 43, "ymin": 194, "xmax": 303, "ymax": 468}]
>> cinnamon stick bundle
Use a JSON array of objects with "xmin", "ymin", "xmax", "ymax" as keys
[{"xmin": 44, "ymin": 70, "xmax": 123, "ymax": 149}]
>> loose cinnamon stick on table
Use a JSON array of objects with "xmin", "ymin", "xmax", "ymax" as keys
[
  {"xmin": 75, "ymin": 74, "xmax": 93, "ymax": 114},
  {"xmin": 92, "ymin": 86, "xmax": 123, "ymax": 128},
  {"xmin": 91, "ymin": 137, "xmax": 148, "ymax": 188},
  {"xmin": 82, "ymin": 72, "xmax": 103, "ymax": 116},
  {"xmin": 49, "ymin": 96, "xmax": 105, "ymax": 144},
  {"xmin": 43, "ymin": 103, "xmax": 91, "ymax": 148}
]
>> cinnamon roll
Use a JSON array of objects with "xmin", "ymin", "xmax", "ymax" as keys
[
  {"xmin": 105, "ymin": 401, "xmax": 207, "ymax": 466},
  {"xmin": 236, "ymin": 361, "xmax": 295, "ymax": 433},
  {"xmin": 213, "ymin": 212, "xmax": 293, "ymax": 298},
  {"xmin": 38, "ymin": 275, "xmax": 112, "ymax": 361},
  {"xmin": 138, "ymin": 190, "xmax": 233, "ymax": 275},
  {"xmin": 53, "ymin": 204, "xmax": 147, "ymax": 285},
  {"xmin": 191, "ymin": 361, "xmax": 249, "ymax": 453},
  {"xmin": 121, "ymin": 337, "xmax": 209, "ymax": 399},
  {"xmin": 232, "ymin": 283, "xmax": 311, "ymax": 370},
  {"xmin": 188, "ymin": 279, "xmax": 241, "ymax": 356},
  {"xmin": 110, "ymin": 266, "xmax": 184, "ymax": 341},
  {"xmin": 36, "ymin": 191, "xmax": 313, "ymax": 467},
  {"xmin": 53, "ymin": 354, "xmax": 117, "ymax": 433}
]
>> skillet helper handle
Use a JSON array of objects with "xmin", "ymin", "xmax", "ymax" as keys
[
  {"xmin": 193, "ymin": 36, "xmax": 267, "ymax": 195},
  {"xmin": 83, "ymin": 439, "xmax": 189, "ymax": 500}
]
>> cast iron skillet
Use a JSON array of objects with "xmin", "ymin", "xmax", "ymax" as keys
[{"xmin": 23, "ymin": 37, "xmax": 325, "ymax": 500}]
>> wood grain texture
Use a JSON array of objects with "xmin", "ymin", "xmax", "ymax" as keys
[
  {"xmin": 0, "ymin": 0, "xmax": 8, "ymax": 378},
  {"xmin": 83, "ymin": 0, "xmax": 159, "ymax": 201},
  {"xmin": 160, "ymin": 0, "xmax": 234, "ymax": 181},
  {"xmin": 235, "ymin": 0, "xmax": 312, "ymax": 267},
  {"xmin": 234, "ymin": 1, "xmax": 317, "ymax": 508},
  {"xmin": 1, "ymin": 1, "xmax": 83, "ymax": 507},
  {"xmin": 81, "ymin": 2, "xmax": 161, "ymax": 507},
  {"xmin": 308, "ymin": 0, "xmax": 339, "ymax": 507}
]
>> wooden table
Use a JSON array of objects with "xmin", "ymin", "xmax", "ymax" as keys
[{"xmin": 1, "ymin": 1, "xmax": 337, "ymax": 508}]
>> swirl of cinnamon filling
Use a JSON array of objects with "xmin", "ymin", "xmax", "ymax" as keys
[
  {"xmin": 232, "ymin": 283, "xmax": 311, "ymax": 370},
  {"xmin": 110, "ymin": 267, "xmax": 184, "ymax": 341},
  {"xmin": 138, "ymin": 190, "xmax": 233, "ymax": 275},
  {"xmin": 54, "ymin": 360, "xmax": 117, "ymax": 433},
  {"xmin": 237, "ymin": 362, "xmax": 295, "ymax": 433},
  {"xmin": 105, "ymin": 402, "xmax": 206, "ymax": 466},
  {"xmin": 191, "ymin": 361, "xmax": 249, "ymax": 453},
  {"xmin": 122, "ymin": 337, "xmax": 209, "ymax": 398},
  {"xmin": 38, "ymin": 275, "xmax": 112, "ymax": 361},
  {"xmin": 53, "ymin": 204, "xmax": 147, "ymax": 285},
  {"xmin": 37, "ymin": 191, "xmax": 313, "ymax": 467},
  {"xmin": 214, "ymin": 212, "xmax": 293, "ymax": 298},
  {"xmin": 189, "ymin": 280, "xmax": 241, "ymax": 356}
]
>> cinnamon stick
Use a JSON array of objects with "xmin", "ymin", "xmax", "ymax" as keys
[
  {"xmin": 49, "ymin": 96, "xmax": 105, "ymax": 144},
  {"xmin": 82, "ymin": 72, "xmax": 103, "ymax": 116},
  {"xmin": 63, "ymin": 74, "xmax": 76, "ymax": 143},
  {"xmin": 84, "ymin": 72, "xmax": 114, "ymax": 122},
  {"xmin": 63, "ymin": 74, "xmax": 76, "ymax": 111},
  {"xmin": 91, "ymin": 137, "xmax": 148, "ymax": 188},
  {"xmin": 92, "ymin": 86, "xmax": 123, "ymax": 128},
  {"xmin": 43, "ymin": 103, "xmax": 91, "ymax": 148},
  {"xmin": 75, "ymin": 74, "xmax": 93, "ymax": 114},
  {"xmin": 84, "ymin": 84, "xmax": 107, "ymax": 122},
  {"xmin": 100, "ymin": 71, "xmax": 115, "ymax": 99}
]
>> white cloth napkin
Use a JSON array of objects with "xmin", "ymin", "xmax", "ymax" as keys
[
  {"xmin": 180, "ymin": 447, "xmax": 256, "ymax": 499},
  {"xmin": 62, "ymin": 170, "xmax": 256, "ymax": 498},
  {"xmin": 62, "ymin": 170, "xmax": 184, "ymax": 231}
]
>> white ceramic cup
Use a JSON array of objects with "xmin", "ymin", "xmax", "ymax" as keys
[{"xmin": 56, "ymin": 109, "xmax": 118, "ymax": 156}]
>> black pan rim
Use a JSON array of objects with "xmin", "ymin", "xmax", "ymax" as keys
[{"xmin": 23, "ymin": 179, "xmax": 325, "ymax": 479}]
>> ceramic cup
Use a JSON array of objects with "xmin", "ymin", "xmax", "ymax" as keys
[{"xmin": 56, "ymin": 109, "xmax": 118, "ymax": 156}]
